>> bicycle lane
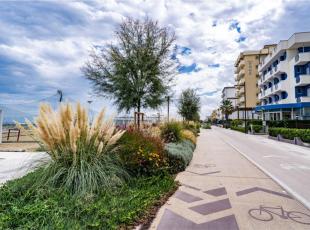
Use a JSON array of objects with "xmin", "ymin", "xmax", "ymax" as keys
[{"xmin": 149, "ymin": 129, "xmax": 310, "ymax": 230}]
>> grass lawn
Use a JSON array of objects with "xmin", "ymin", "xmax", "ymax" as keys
[{"xmin": 0, "ymin": 171, "xmax": 177, "ymax": 229}]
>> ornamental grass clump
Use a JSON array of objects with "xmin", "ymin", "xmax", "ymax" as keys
[
  {"xmin": 160, "ymin": 121, "xmax": 183, "ymax": 143},
  {"xmin": 181, "ymin": 129, "xmax": 197, "ymax": 144},
  {"xmin": 17, "ymin": 103, "xmax": 127, "ymax": 195}
]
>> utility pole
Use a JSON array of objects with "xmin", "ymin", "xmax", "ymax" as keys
[{"xmin": 167, "ymin": 96, "xmax": 170, "ymax": 122}]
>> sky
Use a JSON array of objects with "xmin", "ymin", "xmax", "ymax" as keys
[{"xmin": 1, "ymin": 0, "xmax": 310, "ymax": 121}]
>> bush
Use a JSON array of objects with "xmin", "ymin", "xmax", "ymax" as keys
[
  {"xmin": 16, "ymin": 103, "xmax": 127, "ymax": 195},
  {"xmin": 202, "ymin": 123, "xmax": 211, "ymax": 129},
  {"xmin": 117, "ymin": 130, "xmax": 167, "ymax": 175},
  {"xmin": 165, "ymin": 140, "xmax": 195, "ymax": 173},
  {"xmin": 248, "ymin": 120, "xmax": 262, "ymax": 126},
  {"xmin": 231, "ymin": 126, "xmax": 247, "ymax": 133},
  {"xmin": 181, "ymin": 129, "xmax": 196, "ymax": 144},
  {"xmin": 267, "ymin": 120, "xmax": 310, "ymax": 129},
  {"xmin": 268, "ymin": 127, "xmax": 310, "ymax": 143},
  {"xmin": 160, "ymin": 121, "xmax": 183, "ymax": 143},
  {"xmin": 252, "ymin": 125, "xmax": 263, "ymax": 133},
  {"xmin": 183, "ymin": 121, "xmax": 200, "ymax": 135},
  {"xmin": 231, "ymin": 119, "xmax": 243, "ymax": 127}
]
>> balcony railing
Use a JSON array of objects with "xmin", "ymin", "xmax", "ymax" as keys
[
  {"xmin": 296, "ymin": 74, "xmax": 310, "ymax": 86},
  {"xmin": 297, "ymin": 96, "xmax": 310, "ymax": 103},
  {"xmin": 295, "ymin": 52, "xmax": 310, "ymax": 65}
]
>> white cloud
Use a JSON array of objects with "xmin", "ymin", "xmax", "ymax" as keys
[{"xmin": 1, "ymin": 0, "xmax": 309, "ymax": 120}]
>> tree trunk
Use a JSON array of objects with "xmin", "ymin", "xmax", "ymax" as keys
[{"xmin": 137, "ymin": 100, "xmax": 141, "ymax": 129}]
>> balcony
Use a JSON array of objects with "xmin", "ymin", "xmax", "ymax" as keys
[
  {"xmin": 296, "ymin": 74, "xmax": 310, "ymax": 86},
  {"xmin": 239, "ymin": 60, "xmax": 245, "ymax": 67},
  {"xmin": 273, "ymin": 82, "xmax": 282, "ymax": 93},
  {"xmin": 264, "ymin": 86, "xmax": 274, "ymax": 96},
  {"xmin": 295, "ymin": 52, "xmax": 310, "ymax": 65},
  {"xmin": 273, "ymin": 61, "xmax": 286, "ymax": 76},
  {"xmin": 238, "ymin": 69, "xmax": 245, "ymax": 78},
  {"xmin": 238, "ymin": 78, "xmax": 245, "ymax": 86},
  {"xmin": 297, "ymin": 96, "xmax": 310, "ymax": 103}
]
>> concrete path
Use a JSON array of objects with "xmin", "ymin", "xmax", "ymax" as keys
[
  {"xmin": 0, "ymin": 152, "xmax": 48, "ymax": 185},
  {"xmin": 150, "ymin": 129, "xmax": 310, "ymax": 230}
]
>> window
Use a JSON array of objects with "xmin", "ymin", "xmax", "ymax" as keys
[
  {"xmin": 274, "ymin": 95, "xmax": 280, "ymax": 102},
  {"xmin": 281, "ymin": 91, "xmax": 288, "ymax": 99},
  {"xmin": 248, "ymin": 61, "xmax": 252, "ymax": 75},
  {"xmin": 274, "ymin": 78, "xmax": 279, "ymax": 84},
  {"xmin": 281, "ymin": 73, "xmax": 287, "ymax": 80},
  {"xmin": 296, "ymin": 67, "xmax": 301, "ymax": 73},
  {"xmin": 256, "ymin": 55, "xmax": 259, "ymax": 59}
]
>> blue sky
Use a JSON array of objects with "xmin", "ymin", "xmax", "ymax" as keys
[{"xmin": 1, "ymin": 0, "xmax": 310, "ymax": 121}]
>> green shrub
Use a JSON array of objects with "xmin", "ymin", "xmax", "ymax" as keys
[
  {"xmin": 117, "ymin": 130, "xmax": 167, "ymax": 175},
  {"xmin": 183, "ymin": 121, "xmax": 200, "ymax": 135},
  {"xmin": 231, "ymin": 119, "xmax": 243, "ymax": 127},
  {"xmin": 268, "ymin": 128, "xmax": 310, "ymax": 143},
  {"xmin": 165, "ymin": 140, "xmax": 195, "ymax": 173},
  {"xmin": 231, "ymin": 126, "xmax": 247, "ymax": 133},
  {"xmin": 252, "ymin": 125, "xmax": 263, "ymax": 133},
  {"xmin": 202, "ymin": 123, "xmax": 211, "ymax": 129},
  {"xmin": 248, "ymin": 120, "xmax": 263, "ymax": 126},
  {"xmin": 267, "ymin": 120, "xmax": 310, "ymax": 129},
  {"xmin": 160, "ymin": 121, "xmax": 183, "ymax": 142}
]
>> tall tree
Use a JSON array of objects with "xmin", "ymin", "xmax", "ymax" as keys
[
  {"xmin": 178, "ymin": 88, "xmax": 201, "ymax": 121},
  {"xmin": 220, "ymin": 100, "xmax": 234, "ymax": 123},
  {"xmin": 210, "ymin": 110, "xmax": 218, "ymax": 123},
  {"xmin": 83, "ymin": 17, "xmax": 176, "ymax": 127}
]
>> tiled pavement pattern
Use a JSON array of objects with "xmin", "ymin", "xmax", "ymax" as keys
[{"xmin": 149, "ymin": 129, "xmax": 310, "ymax": 230}]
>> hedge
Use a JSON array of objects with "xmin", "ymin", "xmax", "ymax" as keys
[
  {"xmin": 231, "ymin": 126, "xmax": 247, "ymax": 133},
  {"xmin": 268, "ymin": 127, "xmax": 310, "ymax": 143},
  {"xmin": 267, "ymin": 120, "xmax": 310, "ymax": 129},
  {"xmin": 202, "ymin": 123, "xmax": 211, "ymax": 129},
  {"xmin": 252, "ymin": 125, "xmax": 263, "ymax": 133}
]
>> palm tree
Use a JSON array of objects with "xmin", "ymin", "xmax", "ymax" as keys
[{"xmin": 220, "ymin": 100, "xmax": 234, "ymax": 127}]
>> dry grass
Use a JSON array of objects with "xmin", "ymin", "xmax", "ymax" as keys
[
  {"xmin": 181, "ymin": 129, "xmax": 196, "ymax": 144},
  {"xmin": 15, "ymin": 103, "xmax": 128, "ymax": 194}
]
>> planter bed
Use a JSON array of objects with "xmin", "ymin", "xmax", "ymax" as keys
[{"xmin": 0, "ymin": 171, "xmax": 178, "ymax": 229}]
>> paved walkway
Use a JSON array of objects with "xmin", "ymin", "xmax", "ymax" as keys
[
  {"xmin": 150, "ymin": 129, "xmax": 310, "ymax": 230},
  {"xmin": 0, "ymin": 152, "xmax": 48, "ymax": 185}
]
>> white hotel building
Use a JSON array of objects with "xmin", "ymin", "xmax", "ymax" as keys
[
  {"xmin": 256, "ymin": 32, "xmax": 310, "ymax": 120},
  {"xmin": 221, "ymin": 86, "xmax": 238, "ymax": 119}
]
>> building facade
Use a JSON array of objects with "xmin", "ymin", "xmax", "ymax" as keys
[
  {"xmin": 234, "ymin": 49, "xmax": 270, "ymax": 119},
  {"xmin": 256, "ymin": 32, "xmax": 310, "ymax": 120},
  {"xmin": 221, "ymin": 86, "xmax": 238, "ymax": 119}
]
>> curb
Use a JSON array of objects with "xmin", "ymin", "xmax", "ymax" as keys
[{"xmin": 222, "ymin": 139, "xmax": 310, "ymax": 211}]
